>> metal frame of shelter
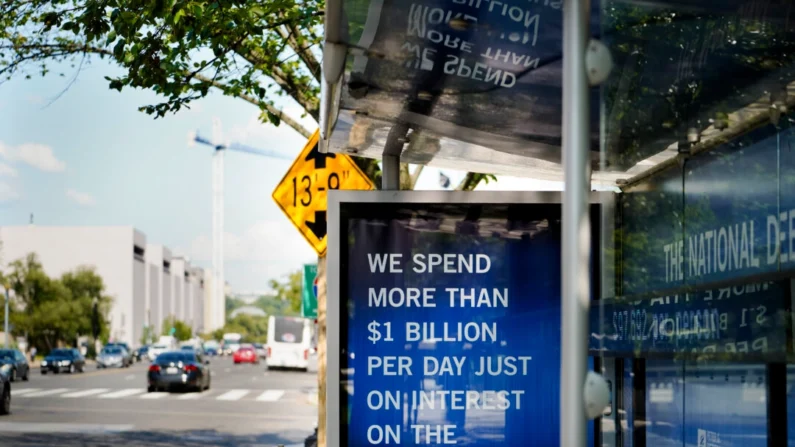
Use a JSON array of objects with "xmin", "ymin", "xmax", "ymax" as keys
[{"xmin": 321, "ymin": 0, "xmax": 596, "ymax": 445}]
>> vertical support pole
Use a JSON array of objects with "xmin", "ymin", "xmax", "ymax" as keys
[
  {"xmin": 561, "ymin": 0, "xmax": 592, "ymax": 446},
  {"xmin": 382, "ymin": 124, "xmax": 408, "ymax": 190}
]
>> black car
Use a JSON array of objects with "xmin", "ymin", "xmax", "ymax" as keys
[
  {"xmin": 147, "ymin": 350, "xmax": 211, "ymax": 392},
  {"xmin": 41, "ymin": 348, "xmax": 85, "ymax": 374},
  {"xmin": 0, "ymin": 349, "xmax": 29, "ymax": 382},
  {"xmin": 0, "ymin": 368, "xmax": 9, "ymax": 415}
]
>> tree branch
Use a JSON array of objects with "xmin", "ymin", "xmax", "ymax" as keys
[
  {"xmin": 276, "ymin": 24, "xmax": 321, "ymax": 83},
  {"xmin": 192, "ymin": 73, "xmax": 312, "ymax": 138}
]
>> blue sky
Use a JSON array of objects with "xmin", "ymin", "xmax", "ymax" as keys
[{"xmin": 0, "ymin": 58, "xmax": 561, "ymax": 293}]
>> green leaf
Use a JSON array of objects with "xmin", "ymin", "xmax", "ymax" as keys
[{"xmin": 113, "ymin": 39, "xmax": 126, "ymax": 59}]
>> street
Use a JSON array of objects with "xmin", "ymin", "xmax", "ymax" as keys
[{"xmin": 0, "ymin": 356, "xmax": 318, "ymax": 446}]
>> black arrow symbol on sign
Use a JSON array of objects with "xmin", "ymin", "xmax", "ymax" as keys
[
  {"xmin": 304, "ymin": 142, "xmax": 336, "ymax": 169},
  {"xmin": 306, "ymin": 210, "xmax": 327, "ymax": 240}
]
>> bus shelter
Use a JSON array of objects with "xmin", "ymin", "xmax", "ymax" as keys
[{"xmin": 321, "ymin": 0, "xmax": 795, "ymax": 445}]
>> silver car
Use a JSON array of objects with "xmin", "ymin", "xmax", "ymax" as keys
[{"xmin": 96, "ymin": 346, "xmax": 132, "ymax": 368}]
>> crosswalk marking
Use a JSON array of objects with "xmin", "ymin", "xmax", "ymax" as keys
[
  {"xmin": 99, "ymin": 388, "xmax": 146, "ymax": 399},
  {"xmin": 256, "ymin": 390, "xmax": 285, "ymax": 402},
  {"xmin": 61, "ymin": 388, "xmax": 109, "ymax": 398},
  {"xmin": 140, "ymin": 392, "xmax": 169, "ymax": 400},
  {"xmin": 216, "ymin": 389, "xmax": 249, "ymax": 401},
  {"xmin": 178, "ymin": 391, "xmax": 211, "ymax": 400},
  {"xmin": 9, "ymin": 387, "xmax": 295, "ymax": 402},
  {"xmin": 11, "ymin": 388, "xmax": 42, "ymax": 396},
  {"xmin": 23, "ymin": 388, "xmax": 71, "ymax": 397}
]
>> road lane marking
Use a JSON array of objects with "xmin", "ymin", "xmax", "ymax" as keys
[
  {"xmin": 10, "ymin": 388, "xmax": 42, "ymax": 396},
  {"xmin": 21, "ymin": 388, "xmax": 71, "ymax": 397},
  {"xmin": 61, "ymin": 388, "xmax": 110, "ymax": 398},
  {"xmin": 178, "ymin": 391, "xmax": 212, "ymax": 400},
  {"xmin": 139, "ymin": 392, "xmax": 169, "ymax": 399},
  {"xmin": 0, "ymin": 422, "xmax": 134, "ymax": 434},
  {"xmin": 216, "ymin": 389, "xmax": 249, "ymax": 401},
  {"xmin": 256, "ymin": 390, "xmax": 285, "ymax": 402},
  {"xmin": 99, "ymin": 388, "xmax": 145, "ymax": 399}
]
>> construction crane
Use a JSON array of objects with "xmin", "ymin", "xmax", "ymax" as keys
[{"xmin": 188, "ymin": 118, "xmax": 292, "ymax": 330}]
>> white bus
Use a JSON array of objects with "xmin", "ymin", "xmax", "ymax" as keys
[{"xmin": 266, "ymin": 316, "xmax": 314, "ymax": 371}]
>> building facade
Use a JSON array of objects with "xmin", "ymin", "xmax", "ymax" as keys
[{"xmin": 1, "ymin": 226, "xmax": 216, "ymax": 347}]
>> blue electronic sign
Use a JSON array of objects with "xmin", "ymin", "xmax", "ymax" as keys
[{"xmin": 337, "ymin": 202, "xmax": 600, "ymax": 446}]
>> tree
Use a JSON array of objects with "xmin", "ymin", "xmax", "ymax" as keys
[
  {"xmin": 1, "ymin": 3, "xmax": 496, "ymax": 442},
  {"xmin": 5, "ymin": 254, "xmax": 112, "ymax": 352},
  {"xmin": 60, "ymin": 266, "xmax": 113, "ymax": 343},
  {"xmin": 161, "ymin": 316, "xmax": 192, "ymax": 341},
  {"xmin": 268, "ymin": 269, "xmax": 301, "ymax": 314}
]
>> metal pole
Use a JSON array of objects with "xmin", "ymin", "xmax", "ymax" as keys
[
  {"xmin": 4, "ymin": 286, "xmax": 9, "ymax": 349},
  {"xmin": 382, "ymin": 124, "xmax": 408, "ymax": 190},
  {"xmin": 561, "ymin": 0, "xmax": 591, "ymax": 446}
]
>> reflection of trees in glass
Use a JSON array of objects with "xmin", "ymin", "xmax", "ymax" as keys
[{"xmin": 602, "ymin": 1, "xmax": 795, "ymax": 168}]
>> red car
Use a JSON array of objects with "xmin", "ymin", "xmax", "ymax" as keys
[{"xmin": 233, "ymin": 345, "xmax": 259, "ymax": 365}]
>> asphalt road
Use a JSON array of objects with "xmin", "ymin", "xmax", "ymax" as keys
[{"xmin": 0, "ymin": 356, "xmax": 318, "ymax": 447}]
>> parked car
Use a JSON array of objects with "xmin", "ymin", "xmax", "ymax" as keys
[
  {"xmin": 180, "ymin": 344, "xmax": 205, "ymax": 357},
  {"xmin": 96, "ymin": 346, "xmax": 132, "ymax": 368},
  {"xmin": 0, "ymin": 349, "xmax": 30, "ymax": 382},
  {"xmin": 106, "ymin": 342, "xmax": 132, "ymax": 355},
  {"xmin": 233, "ymin": 345, "xmax": 259, "ymax": 365},
  {"xmin": 41, "ymin": 348, "xmax": 85, "ymax": 374},
  {"xmin": 133, "ymin": 346, "xmax": 149, "ymax": 362},
  {"xmin": 253, "ymin": 343, "xmax": 267, "ymax": 359},
  {"xmin": 147, "ymin": 350, "xmax": 211, "ymax": 392},
  {"xmin": 203, "ymin": 340, "xmax": 220, "ymax": 356},
  {"xmin": 0, "ymin": 369, "xmax": 9, "ymax": 415}
]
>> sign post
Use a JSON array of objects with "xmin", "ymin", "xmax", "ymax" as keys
[
  {"xmin": 326, "ymin": 191, "xmax": 607, "ymax": 447},
  {"xmin": 302, "ymin": 264, "xmax": 319, "ymax": 319},
  {"xmin": 272, "ymin": 129, "xmax": 375, "ymax": 256}
]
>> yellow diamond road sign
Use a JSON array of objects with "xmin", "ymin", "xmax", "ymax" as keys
[{"xmin": 273, "ymin": 129, "xmax": 375, "ymax": 256}]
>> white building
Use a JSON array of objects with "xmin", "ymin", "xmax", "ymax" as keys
[
  {"xmin": 0, "ymin": 226, "xmax": 146, "ymax": 346},
  {"xmin": 1, "ymin": 226, "xmax": 217, "ymax": 347},
  {"xmin": 144, "ymin": 244, "xmax": 172, "ymax": 337}
]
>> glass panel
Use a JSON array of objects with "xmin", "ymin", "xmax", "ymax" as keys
[{"xmin": 599, "ymin": 1, "xmax": 795, "ymax": 446}]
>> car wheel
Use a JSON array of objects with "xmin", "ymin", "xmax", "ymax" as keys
[
  {"xmin": 0, "ymin": 385, "xmax": 9, "ymax": 415},
  {"xmin": 40, "ymin": 370, "xmax": 47, "ymax": 375},
  {"xmin": 22, "ymin": 369, "xmax": 29, "ymax": 381},
  {"xmin": 9, "ymin": 368, "xmax": 16, "ymax": 382},
  {"xmin": 147, "ymin": 386, "xmax": 156, "ymax": 393}
]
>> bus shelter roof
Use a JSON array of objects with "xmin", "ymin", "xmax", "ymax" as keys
[{"xmin": 320, "ymin": 0, "xmax": 795, "ymax": 188}]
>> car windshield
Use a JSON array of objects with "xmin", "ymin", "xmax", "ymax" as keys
[
  {"xmin": 50, "ymin": 349, "xmax": 71, "ymax": 357},
  {"xmin": 0, "ymin": 350, "xmax": 14, "ymax": 359},
  {"xmin": 180, "ymin": 346, "xmax": 194, "ymax": 350},
  {"xmin": 153, "ymin": 344, "xmax": 167, "ymax": 349},
  {"xmin": 102, "ymin": 348, "xmax": 122, "ymax": 355},
  {"xmin": 273, "ymin": 317, "xmax": 305, "ymax": 344}
]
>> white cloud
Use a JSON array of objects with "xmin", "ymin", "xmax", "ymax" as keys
[
  {"xmin": 0, "ymin": 163, "xmax": 17, "ymax": 177},
  {"xmin": 0, "ymin": 182, "xmax": 19, "ymax": 202},
  {"xmin": 26, "ymin": 95, "xmax": 45, "ymax": 105},
  {"xmin": 186, "ymin": 219, "xmax": 316, "ymax": 265},
  {"xmin": 66, "ymin": 189, "xmax": 96, "ymax": 206},
  {"xmin": 0, "ymin": 142, "xmax": 66, "ymax": 172}
]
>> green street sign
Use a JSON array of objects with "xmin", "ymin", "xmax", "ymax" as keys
[
  {"xmin": 302, "ymin": 264, "xmax": 318, "ymax": 318},
  {"xmin": 170, "ymin": 327, "xmax": 176, "ymax": 335}
]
